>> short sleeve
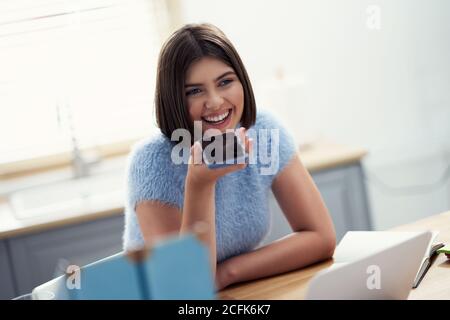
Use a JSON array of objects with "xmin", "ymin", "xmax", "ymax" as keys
[
  {"xmin": 251, "ymin": 109, "xmax": 298, "ymax": 184},
  {"xmin": 125, "ymin": 135, "xmax": 185, "ymax": 212}
]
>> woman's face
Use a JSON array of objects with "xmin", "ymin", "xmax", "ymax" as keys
[{"xmin": 185, "ymin": 56, "xmax": 244, "ymax": 133}]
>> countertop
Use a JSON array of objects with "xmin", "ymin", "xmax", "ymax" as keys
[
  {"xmin": 0, "ymin": 139, "xmax": 367, "ymax": 239},
  {"xmin": 219, "ymin": 210, "xmax": 450, "ymax": 300}
]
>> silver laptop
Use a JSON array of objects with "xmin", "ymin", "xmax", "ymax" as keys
[{"xmin": 305, "ymin": 230, "xmax": 432, "ymax": 300}]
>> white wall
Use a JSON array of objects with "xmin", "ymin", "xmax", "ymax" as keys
[{"xmin": 178, "ymin": 0, "xmax": 450, "ymax": 229}]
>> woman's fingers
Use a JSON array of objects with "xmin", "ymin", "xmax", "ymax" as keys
[
  {"xmin": 189, "ymin": 141, "xmax": 203, "ymax": 165},
  {"xmin": 247, "ymin": 138, "xmax": 253, "ymax": 157},
  {"xmin": 240, "ymin": 128, "xmax": 253, "ymax": 156},
  {"xmin": 238, "ymin": 127, "xmax": 246, "ymax": 144},
  {"xmin": 237, "ymin": 127, "xmax": 250, "ymax": 153}
]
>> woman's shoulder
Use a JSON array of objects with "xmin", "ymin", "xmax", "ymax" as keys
[
  {"xmin": 126, "ymin": 131, "xmax": 175, "ymax": 171},
  {"xmin": 125, "ymin": 131, "xmax": 185, "ymax": 210},
  {"xmin": 249, "ymin": 107, "xmax": 298, "ymax": 179},
  {"xmin": 253, "ymin": 108, "xmax": 285, "ymax": 130}
]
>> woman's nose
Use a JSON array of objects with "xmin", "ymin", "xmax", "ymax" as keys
[{"xmin": 205, "ymin": 91, "xmax": 224, "ymax": 110}]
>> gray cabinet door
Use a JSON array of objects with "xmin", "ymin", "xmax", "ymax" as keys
[
  {"xmin": 261, "ymin": 163, "xmax": 372, "ymax": 246},
  {"xmin": 0, "ymin": 240, "xmax": 17, "ymax": 299},
  {"xmin": 313, "ymin": 163, "xmax": 372, "ymax": 240},
  {"xmin": 8, "ymin": 214, "xmax": 124, "ymax": 296}
]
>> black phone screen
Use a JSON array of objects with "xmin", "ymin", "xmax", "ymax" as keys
[{"xmin": 201, "ymin": 131, "xmax": 245, "ymax": 165}]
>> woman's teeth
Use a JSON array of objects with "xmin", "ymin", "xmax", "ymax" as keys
[{"xmin": 202, "ymin": 110, "xmax": 230, "ymax": 123}]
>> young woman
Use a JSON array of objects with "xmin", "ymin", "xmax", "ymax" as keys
[{"xmin": 123, "ymin": 23, "xmax": 336, "ymax": 291}]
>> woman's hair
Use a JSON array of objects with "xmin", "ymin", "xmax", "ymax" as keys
[{"xmin": 154, "ymin": 23, "xmax": 256, "ymax": 140}]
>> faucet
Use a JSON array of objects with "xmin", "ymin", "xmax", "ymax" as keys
[
  {"xmin": 57, "ymin": 100, "xmax": 101, "ymax": 179},
  {"xmin": 71, "ymin": 144, "xmax": 97, "ymax": 179},
  {"xmin": 69, "ymin": 126, "xmax": 101, "ymax": 179}
]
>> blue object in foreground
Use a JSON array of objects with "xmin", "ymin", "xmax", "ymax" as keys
[
  {"xmin": 58, "ymin": 233, "xmax": 215, "ymax": 300},
  {"xmin": 147, "ymin": 234, "xmax": 216, "ymax": 300}
]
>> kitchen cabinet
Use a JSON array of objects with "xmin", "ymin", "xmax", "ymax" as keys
[
  {"xmin": 0, "ymin": 241, "xmax": 16, "ymax": 299},
  {"xmin": 261, "ymin": 163, "xmax": 372, "ymax": 246},
  {"xmin": 6, "ymin": 214, "xmax": 123, "ymax": 297}
]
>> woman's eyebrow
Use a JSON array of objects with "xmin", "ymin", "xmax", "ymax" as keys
[{"xmin": 185, "ymin": 71, "xmax": 236, "ymax": 88}]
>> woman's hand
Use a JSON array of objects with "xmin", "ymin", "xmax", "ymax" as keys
[{"xmin": 187, "ymin": 127, "xmax": 253, "ymax": 187}]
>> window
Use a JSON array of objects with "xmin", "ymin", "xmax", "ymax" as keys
[{"xmin": 0, "ymin": 0, "xmax": 170, "ymax": 169}]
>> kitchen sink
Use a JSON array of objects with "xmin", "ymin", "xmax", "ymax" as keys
[{"xmin": 8, "ymin": 170, "xmax": 126, "ymax": 220}]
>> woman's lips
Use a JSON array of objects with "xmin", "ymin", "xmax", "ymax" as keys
[
  {"xmin": 201, "ymin": 108, "xmax": 233, "ymax": 130},
  {"xmin": 202, "ymin": 109, "xmax": 230, "ymax": 123}
]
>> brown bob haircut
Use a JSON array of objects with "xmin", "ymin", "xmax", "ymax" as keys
[{"xmin": 154, "ymin": 23, "xmax": 256, "ymax": 141}]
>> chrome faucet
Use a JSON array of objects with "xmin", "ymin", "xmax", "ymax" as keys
[
  {"xmin": 57, "ymin": 100, "xmax": 101, "ymax": 179},
  {"xmin": 71, "ymin": 142, "xmax": 99, "ymax": 179}
]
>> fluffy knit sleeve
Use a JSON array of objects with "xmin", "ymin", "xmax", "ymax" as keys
[{"xmin": 125, "ymin": 135, "xmax": 185, "ymax": 212}]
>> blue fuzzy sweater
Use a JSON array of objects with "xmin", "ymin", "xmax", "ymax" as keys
[{"xmin": 123, "ymin": 109, "xmax": 297, "ymax": 262}]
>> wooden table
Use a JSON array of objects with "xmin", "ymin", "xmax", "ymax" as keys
[{"xmin": 219, "ymin": 211, "xmax": 450, "ymax": 300}]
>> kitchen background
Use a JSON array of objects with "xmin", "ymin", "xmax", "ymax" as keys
[
  {"xmin": 179, "ymin": 0, "xmax": 450, "ymax": 230},
  {"xmin": 0, "ymin": 0, "xmax": 449, "ymax": 299}
]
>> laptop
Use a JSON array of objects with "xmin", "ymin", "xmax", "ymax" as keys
[{"xmin": 305, "ymin": 230, "xmax": 432, "ymax": 300}]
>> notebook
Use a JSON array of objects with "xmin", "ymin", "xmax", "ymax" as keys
[
  {"xmin": 56, "ymin": 233, "xmax": 216, "ymax": 300},
  {"xmin": 333, "ymin": 230, "xmax": 439, "ymax": 281}
]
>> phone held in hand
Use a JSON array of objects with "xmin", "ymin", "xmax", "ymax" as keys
[{"xmin": 201, "ymin": 131, "xmax": 247, "ymax": 169}]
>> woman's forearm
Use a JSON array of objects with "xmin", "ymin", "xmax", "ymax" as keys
[
  {"xmin": 181, "ymin": 176, "xmax": 217, "ymax": 276},
  {"xmin": 219, "ymin": 231, "xmax": 335, "ymax": 288}
]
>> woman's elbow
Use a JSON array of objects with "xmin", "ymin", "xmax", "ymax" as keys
[
  {"xmin": 320, "ymin": 210, "xmax": 337, "ymax": 259},
  {"xmin": 324, "ymin": 236, "xmax": 336, "ymax": 259},
  {"xmin": 320, "ymin": 227, "xmax": 337, "ymax": 260}
]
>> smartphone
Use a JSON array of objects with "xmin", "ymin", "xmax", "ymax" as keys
[{"xmin": 201, "ymin": 131, "xmax": 247, "ymax": 169}]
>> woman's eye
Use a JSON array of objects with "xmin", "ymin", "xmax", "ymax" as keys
[
  {"xmin": 219, "ymin": 79, "xmax": 233, "ymax": 87},
  {"xmin": 186, "ymin": 88, "xmax": 201, "ymax": 96}
]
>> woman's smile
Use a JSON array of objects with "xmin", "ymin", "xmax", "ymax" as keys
[{"xmin": 201, "ymin": 107, "xmax": 234, "ymax": 130}]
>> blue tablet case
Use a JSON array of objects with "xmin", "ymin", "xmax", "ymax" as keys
[{"xmin": 61, "ymin": 233, "xmax": 216, "ymax": 300}]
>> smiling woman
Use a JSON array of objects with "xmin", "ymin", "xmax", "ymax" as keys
[{"xmin": 124, "ymin": 23, "xmax": 336, "ymax": 292}]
